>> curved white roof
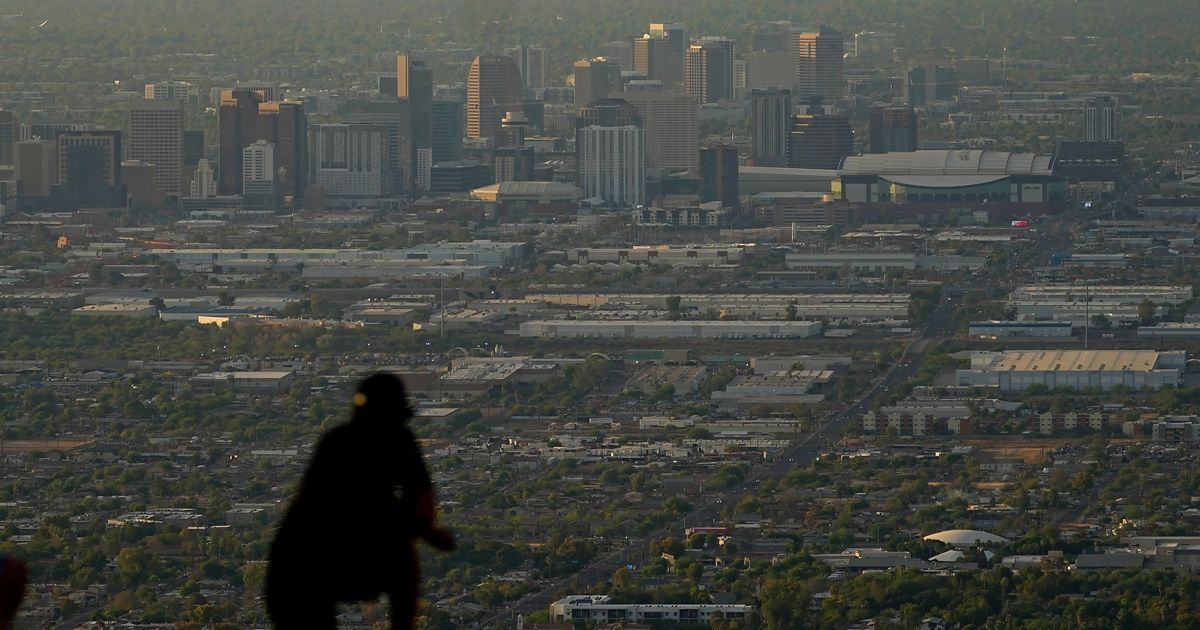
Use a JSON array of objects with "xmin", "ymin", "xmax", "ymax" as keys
[
  {"xmin": 924, "ymin": 529, "xmax": 1009, "ymax": 546},
  {"xmin": 930, "ymin": 549, "xmax": 996, "ymax": 562},
  {"xmin": 883, "ymin": 174, "xmax": 1007, "ymax": 188},
  {"xmin": 841, "ymin": 150, "xmax": 1054, "ymax": 177}
]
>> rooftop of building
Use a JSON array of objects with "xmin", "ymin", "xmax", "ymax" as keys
[
  {"xmin": 839, "ymin": 149, "xmax": 1055, "ymax": 182},
  {"xmin": 923, "ymin": 529, "xmax": 1008, "ymax": 545},
  {"xmin": 979, "ymin": 350, "xmax": 1168, "ymax": 372},
  {"xmin": 470, "ymin": 181, "xmax": 582, "ymax": 201}
]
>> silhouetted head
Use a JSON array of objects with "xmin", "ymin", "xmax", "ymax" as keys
[{"xmin": 352, "ymin": 373, "xmax": 413, "ymax": 423}]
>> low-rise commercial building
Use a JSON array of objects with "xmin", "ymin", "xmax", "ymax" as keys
[
  {"xmin": 525, "ymin": 293, "xmax": 908, "ymax": 323},
  {"xmin": 969, "ymin": 321, "xmax": 1073, "ymax": 338},
  {"xmin": 1137, "ymin": 323, "xmax": 1200, "ymax": 339},
  {"xmin": 518, "ymin": 320, "xmax": 822, "ymax": 339},
  {"xmin": 711, "ymin": 370, "xmax": 831, "ymax": 411},
  {"xmin": 1010, "ymin": 285, "xmax": 1191, "ymax": 305},
  {"xmin": 73, "ymin": 304, "xmax": 158, "ymax": 318},
  {"xmin": 566, "ymin": 245, "xmax": 747, "ymax": 267},
  {"xmin": 549, "ymin": 595, "xmax": 752, "ymax": 624},
  {"xmin": 153, "ymin": 241, "xmax": 527, "ymax": 269},
  {"xmin": 191, "ymin": 371, "xmax": 295, "ymax": 394},
  {"xmin": 957, "ymin": 350, "xmax": 1185, "ymax": 392},
  {"xmin": 1151, "ymin": 418, "xmax": 1200, "ymax": 443},
  {"xmin": 784, "ymin": 252, "xmax": 986, "ymax": 274},
  {"xmin": 626, "ymin": 365, "xmax": 707, "ymax": 396}
]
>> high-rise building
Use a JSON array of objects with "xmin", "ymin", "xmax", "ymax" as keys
[
  {"xmin": 467, "ymin": 55, "xmax": 523, "ymax": 145},
  {"xmin": 14, "ymin": 139, "xmax": 53, "ymax": 199},
  {"xmin": 906, "ymin": 65, "xmax": 958, "ymax": 106},
  {"xmin": 495, "ymin": 111, "xmax": 535, "ymax": 183},
  {"xmin": 56, "ymin": 130, "xmax": 121, "ymax": 188},
  {"xmin": 183, "ymin": 130, "xmax": 205, "ymax": 166},
  {"xmin": 398, "ymin": 53, "xmax": 434, "ymax": 195},
  {"xmin": 431, "ymin": 100, "xmax": 464, "ymax": 163},
  {"xmin": 787, "ymin": 114, "xmax": 853, "ymax": 169},
  {"xmin": 190, "ymin": 158, "xmax": 217, "ymax": 198},
  {"xmin": 685, "ymin": 38, "xmax": 735, "ymax": 105},
  {"xmin": 700, "ymin": 145, "xmax": 739, "ymax": 208},
  {"xmin": 504, "ymin": 45, "xmax": 547, "ymax": 89},
  {"xmin": 623, "ymin": 78, "xmax": 665, "ymax": 93},
  {"xmin": 751, "ymin": 21, "xmax": 793, "ymax": 52},
  {"xmin": 494, "ymin": 146, "xmax": 536, "ymax": 183},
  {"xmin": 633, "ymin": 35, "xmax": 671, "ymax": 85},
  {"xmin": 792, "ymin": 26, "xmax": 844, "ymax": 102},
  {"xmin": 577, "ymin": 98, "xmax": 642, "ymax": 129},
  {"xmin": 521, "ymin": 100, "xmax": 546, "ymax": 134},
  {"xmin": 218, "ymin": 89, "xmax": 264, "ymax": 194},
  {"xmin": 144, "ymin": 81, "xmax": 199, "ymax": 105},
  {"xmin": 576, "ymin": 99, "xmax": 641, "ymax": 191},
  {"xmin": 378, "ymin": 75, "xmax": 398, "ymax": 97},
  {"xmin": 649, "ymin": 22, "xmax": 686, "ymax": 88},
  {"xmin": 310, "ymin": 124, "xmax": 386, "ymax": 200},
  {"xmin": 343, "ymin": 100, "xmax": 410, "ymax": 200},
  {"xmin": 733, "ymin": 60, "xmax": 748, "ymax": 99},
  {"xmin": 602, "ymin": 41, "xmax": 634, "ymax": 72},
  {"xmin": 954, "ymin": 58, "xmax": 991, "ymax": 87},
  {"xmin": 868, "ymin": 106, "xmax": 918, "ymax": 153},
  {"xmin": 852, "ymin": 31, "xmax": 896, "ymax": 62},
  {"xmin": 233, "ymin": 81, "xmax": 282, "ymax": 102},
  {"xmin": 256, "ymin": 100, "xmax": 308, "ymax": 201},
  {"xmin": 51, "ymin": 130, "xmax": 126, "ymax": 209},
  {"xmin": 415, "ymin": 148, "xmax": 432, "ymax": 192},
  {"xmin": 573, "ymin": 58, "xmax": 612, "ymax": 115},
  {"xmin": 242, "ymin": 140, "xmax": 275, "ymax": 207},
  {"xmin": 128, "ymin": 99, "xmax": 184, "ymax": 198},
  {"xmin": 751, "ymin": 88, "xmax": 792, "ymax": 167},
  {"xmin": 578, "ymin": 125, "xmax": 644, "ymax": 207},
  {"xmin": 622, "ymin": 92, "xmax": 698, "ymax": 172},
  {"xmin": 122, "ymin": 160, "xmax": 161, "ymax": 207},
  {"xmin": 1085, "ymin": 96, "xmax": 1117, "ymax": 142},
  {"xmin": 0, "ymin": 111, "xmax": 16, "ymax": 166}
]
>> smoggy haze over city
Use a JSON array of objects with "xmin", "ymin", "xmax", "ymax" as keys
[{"xmin": 1, "ymin": 1, "xmax": 1200, "ymax": 628}]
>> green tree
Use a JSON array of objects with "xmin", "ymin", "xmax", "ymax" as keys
[{"xmin": 1138, "ymin": 299, "xmax": 1156, "ymax": 325}]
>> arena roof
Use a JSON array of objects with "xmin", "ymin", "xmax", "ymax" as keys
[
  {"xmin": 840, "ymin": 150, "xmax": 1055, "ymax": 179},
  {"xmin": 924, "ymin": 529, "xmax": 1009, "ymax": 546},
  {"xmin": 739, "ymin": 166, "xmax": 837, "ymax": 194},
  {"xmin": 470, "ymin": 181, "xmax": 582, "ymax": 202}
]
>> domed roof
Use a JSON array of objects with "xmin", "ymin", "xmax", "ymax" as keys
[{"xmin": 923, "ymin": 529, "xmax": 1008, "ymax": 546}]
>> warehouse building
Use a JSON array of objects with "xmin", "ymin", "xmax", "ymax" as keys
[
  {"xmin": 784, "ymin": 252, "xmax": 986, "ymax": 274},
  {"xmin": 565, "ymin": 245, "xmax": 747, "ymax": 267},
  {"xmin": 969, "ymin": 321, "xmax": 1073, "ymax": 338},
  {"xmin": 1137, "ymin": 323, "xmax": 1200, "ymax": 338},
  {"xmin": 1010, "ymin": 285, "xmax": 1191, "ymax": 305},
  {"xmin": 550, "ymin": 595, "xmax": 752, "ymax": 623},
  {"xmin": 526, "ymin": 293, "xmax": 909, "ymax": 322},
  {"xmin": 518, "ymin": 320, "xmax": 822, "ymax": 339},
  {"xmin": 153, "ymin": 241, "xmax": 527, "ymax": 269},
  {"xmin": 957, "ymin": 350, "xmax": 1185, "ymax": 392}
]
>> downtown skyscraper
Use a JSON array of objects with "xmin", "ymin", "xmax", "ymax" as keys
[
  {"xmin": 467, "ymin": 55, "xmax": 523, "ymax": 145},
  {"xmin": 128, "ymin": 99, "xmax": 184, "ymax": 198},
  {"xmin": 685, "ymin": 38, "xmax": 735, "ymax": 105},
  {"xmin": 792, "ymin": 25, "xmax": 844, "ymax": 103}
]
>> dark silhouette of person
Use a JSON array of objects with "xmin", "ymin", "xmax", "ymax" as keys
[
  {"xmin": 0, "ymin": 553, "xmax": 27, "ymax": 630},
  {"xmin": 267, "ymin": 373, "xmax": 454, "ymax": 629}
]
